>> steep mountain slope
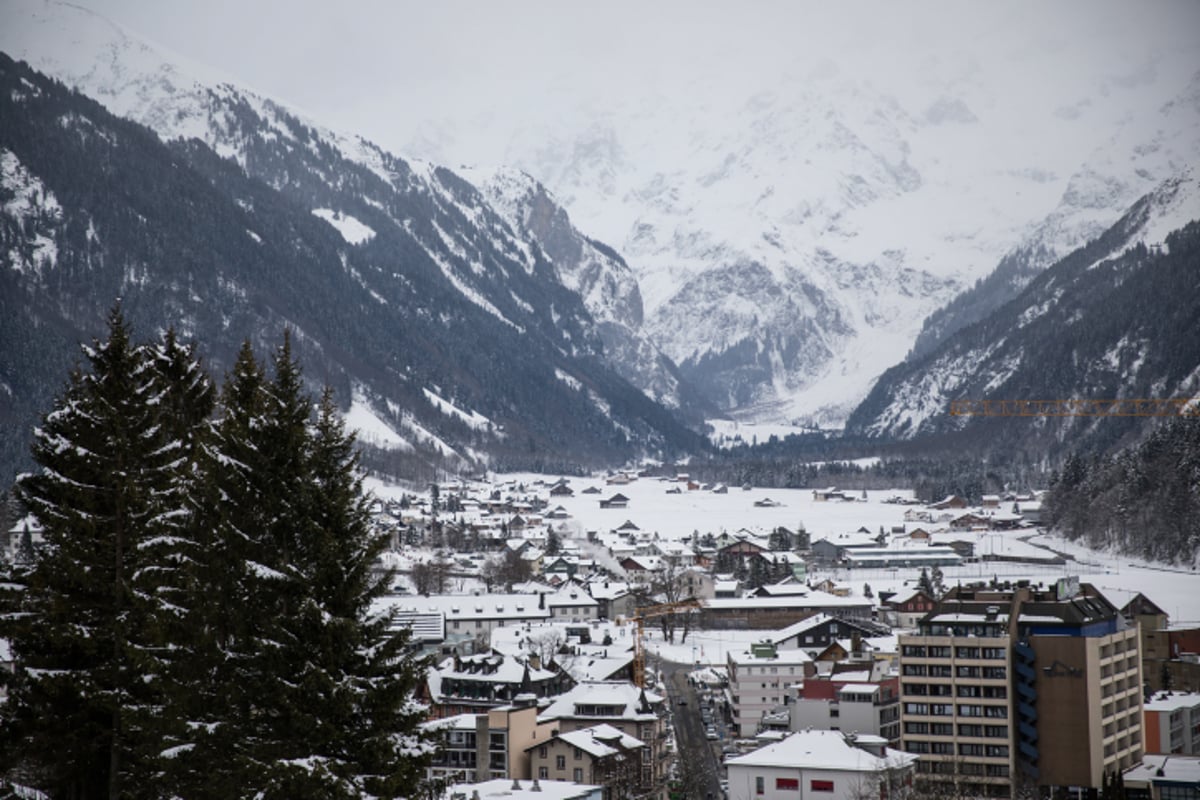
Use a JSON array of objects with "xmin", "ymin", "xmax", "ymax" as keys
[
  {"xmin": 845, "ymin": 175, "xmax": 1200, "ymax": 457},
  {"xmin": 908, "ymin": 69, "xmax": 1200, "ymax": 362},
  {"xmin": 0, "ymin": 54, "xmax": 704, "ymax": 483},
  {"xmin": 455, "ymin": 166, "xmax": 712, "ymax": 421},
  {"xmin": 399, "ymin": 34, "xmax": 1200, "ymax": 426},
  {"xmin": 0, "ymin": 0, "xmax": 708, "ymax": 425}
]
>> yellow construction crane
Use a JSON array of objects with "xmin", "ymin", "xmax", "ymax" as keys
[
  {"xmin": 628, "ymin": 598, "xmax": 703, "ymax": 689},
  {"xmin": 949, "ymin": 398, "xmax": 1199, "ymax": 418}
]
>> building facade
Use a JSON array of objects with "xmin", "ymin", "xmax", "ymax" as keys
[
  {"xmin": 728, "ymin": 642, "xmax": 813, "ymax": 738},
  {"xmin": 899, "ymin": 580, "xmax": 1144, "ymax": 798},
  {"xmin": 725, "ymin": 730, "xmax": 917, "ymax": 800}
]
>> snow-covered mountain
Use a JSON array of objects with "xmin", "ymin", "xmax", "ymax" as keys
[
  {"xmin": 0, "ymin": 20, "xmax": 707, "ymax": 478},
  {"xmin": 909, "ymin": 68, "xmax": 1200, "ymax": 361},
  {"xmin": 845, "ymin": 173, "xmax": 1200, "ymax": 452},
  {"xmin": 399, "ymin": 32, "xmax": 1200, "ymax": 427},
  {"xmin": 454, "ymin": 166, "xmax": 710, "ymax": 420},
  {"xmin": 0, "ymin": 0, "xmax": 713, "ymax": 421}
]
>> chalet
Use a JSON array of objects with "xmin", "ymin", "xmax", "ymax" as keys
[
  {"xmin": 549, "ymin": 482, "xmax": 575, "ymax": 497},
  {"xmin": 581, "ymin": 486, "xmax": 602, "ymax": 495},
  {"xmin": 908, "ymin": 527, "xmax": 931, "ymax": 541},
  {"xmin": 771, "ymin": 612, "xmax": 892, "ymax": 651},
  {"xmin": 929, "ymin": 494, "xmax": 969, "ymax": 510},
  {"xmin": 1014, "ymin": 499, "xmax": 1043, "ymax": 524},
  {"xmin": 598, "ymin": 494, "xmax": 629, "ymax": 510},
  {"xmin": 948, "ymin": 512, "xmax": 990, "ymax": 531},
  {"xmin": 527, "ymin": 724, "xmax": 647, "ymax": 794},
  {"xmin": 718, "ymin": 539, "xmax": 769, "ymax": 558},
  {"xmin": 538, "ymin": 682, "xmax": 669, "ymax": 789},
  {"xmin": 427, "ymin": 653, "xmax": 574, "ymax": 718},
  {"xmin": 754, "ymin": 497, "xmax": 782, "ymax": 508},
  {"xmin": 619, "ymin": 555, "xmax": 662, "ymax": 575},
  {"xmin": 882, "ymin": 587, "xmax": 937, "ymax": 628},
  {"xmin": 605, "ymin": 473, "xmax": 632, "ymax": 486},
  {"xmin": 546, "ymin": 505, "xmax": 570, "ymax": 520},
  {"xmin": 981, "ymin": 494, "xmax": 1001, "ymax": 508}
]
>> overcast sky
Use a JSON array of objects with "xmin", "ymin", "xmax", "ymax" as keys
[{"xmin": 71, "ymin": 0, "xmax": 1200, "ymax": 164}]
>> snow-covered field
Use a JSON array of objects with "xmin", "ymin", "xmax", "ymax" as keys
[{"xmin": 366, "ymin": 471, "xmax": 1200, "ymax": 651}]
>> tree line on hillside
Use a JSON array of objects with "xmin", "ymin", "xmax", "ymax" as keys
[
  {"xmin": 0, "ymin": 309, "xmax": 437, "ymax": 799},
  {"xmin": 1044, "ymin": 415, "xmax": 1200, "ymax": 565}
]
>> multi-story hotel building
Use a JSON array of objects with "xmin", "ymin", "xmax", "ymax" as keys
[{"xmin": 899, "ymin": 579, "xmax": 1143, "ymax": 798}]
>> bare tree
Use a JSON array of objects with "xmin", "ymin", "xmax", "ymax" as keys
[
  {"xmin": 482, "ymin": 549, "xmax": 531, "ymax": 592},
  {"xmin": 637, "ymin": 558, "xmax": 697, "ymax": 644}
]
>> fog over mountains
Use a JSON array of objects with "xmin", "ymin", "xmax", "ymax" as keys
[{"xmin": 3, "ymin": 0, "xmax": 1200, "ymax": 479}]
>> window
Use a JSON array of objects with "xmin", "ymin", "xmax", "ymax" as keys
[
  {"xmin": 538, "ymin": 746, "xmax": 547, "ymax": 758},
  {"xmin": 907, "ymin": 741, "xmax": 930, "ymax": 753},
  {"xmin": 904, "ymin": 683, "xmax": 929, "ymax": 696},
  {"xmin": 931, "ymin": 704, "xmax": 954, "ymax": 717},
  {"xmin": 811, "ymin": 779, "xmax": 835, "ymax": 792},
  {"xmin": 959, "ymin": 724, "xmax": 983, "ymax": 737},
  {"xmin": 756, "ymin": 776, "xmax": 764, "ymax": 795},
  {"xmin": 574, "ymin": 747, "xmax": 582, "ymax": 760},
  {"xmin": 905, "ymin": 722, "xmax": 929, "ymax": 735},
  {"xmin": 931, "ymin": 741, "xmax": 954, "ymax": 755},
  {"xmin": 956, "ymin": 647, "xmax": 980, "ymax": 659},
  {"xmin": 984, "ymin": 706, "xmax": 1008, "ymax": 719},
  {"xmin": 556, "ymin": 755, "xmax": 566, "ymax": 769},
  {"xmin": 983, "ymin": 667, "xmax": 1007, "ymax": 680},
  {"xmin": 960, "ymin": 743, "xmax": 984, "ymax": 757},
  {"xmin": 983, "ymin": 648, "xmax": 1006, "ymax": 660},
  {"xmin": 538, "ymin": 767, "xmax": 548, "ymax": 779},
  {"xmin": 776, "ymin": 778, "xmax": 799, "ymax": 790},
  {"xmin": 959, "ymin": 704, "xmax": 983, "ymax": 717},
  {"xmin": 929, "ymin": 646, "xmax": 951, "ymax": 658},
  {"xmin": 903, "ymin": 664, "xmax": 928, "ymax": 677},
  {"xmin": 830, "ymin": 708, "xmax": 839, "ymax": 718},
  {"xmin": 931, "ymin": 723, "xmax": 954, "ymax": 736},
  {"xmin": 985, "ymin": 745, "xmax": 1009, "ymax": 758},
  {"xmin": 573, "ymin": 768, "xmax": 583, "ymax": 782},
  {"xmin": 985, "ymin": 725, "xmax": 1009, "ymax": 738},
  {"xmin": 902, "ymin": 645, "xmax": 927, "ymax": 658},
  {"xmin": 957, "ymin": 666, "xmax": 980, "ymax": 678}
]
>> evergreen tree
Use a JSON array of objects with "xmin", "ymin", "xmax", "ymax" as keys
[
  {"xmin": 0, "ymin": 308, "xmax": 183, "ymax": 799},
  {"xmin": 917, "ymin": 567, "xmax": 933, "ymax": 595}
]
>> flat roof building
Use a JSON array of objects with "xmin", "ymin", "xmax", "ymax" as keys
[{"xmin": 899, "ymin": 579, "xmax": 1143, "ymax": 798}]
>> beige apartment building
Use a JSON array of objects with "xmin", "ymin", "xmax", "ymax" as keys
[{"xmin": 899, "ymin": 579, "xmax": 1143, "ymax": 798}]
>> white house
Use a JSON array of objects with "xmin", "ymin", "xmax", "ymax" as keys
[{"xmin": 725, "ymin": 730, "xmax": 917, "ymax": 800}]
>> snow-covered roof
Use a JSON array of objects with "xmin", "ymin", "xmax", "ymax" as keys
[
  {"xmin": 375, "ymin": 593, "xmax": 552, "ymax": 622},
  {"xmin": 727, "ymin": 730, "xmax": 918, "ymax": 772},
  {"xmin": 1144, "ymin": 691, "xmax": 1200, "ymax": 712},
  {"xmin": 1124, "ymin": 755, "xmax": 1200, "ymax": 786},
  {"xmin": 705, "ymin": 592, "xmax": 870, "ymax": 611},
  {"xmin": 551, "ymin": 723, "xmax": 644, "ymax": 757},
  {"xmin": 446, "ymin": 778, "xmax": 602, "ymax": 800},
  {"xmin": 538, "ymin": 681, "xmax": 663, "ymax": 723},
  {"xmin": 728, "ymin": 647, "xmax": 812, "ymax": 666}
]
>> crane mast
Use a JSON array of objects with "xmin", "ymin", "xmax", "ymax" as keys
[{"xmin": 628, "ymin": 598, "xmax": 702, "ymax": 689}]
